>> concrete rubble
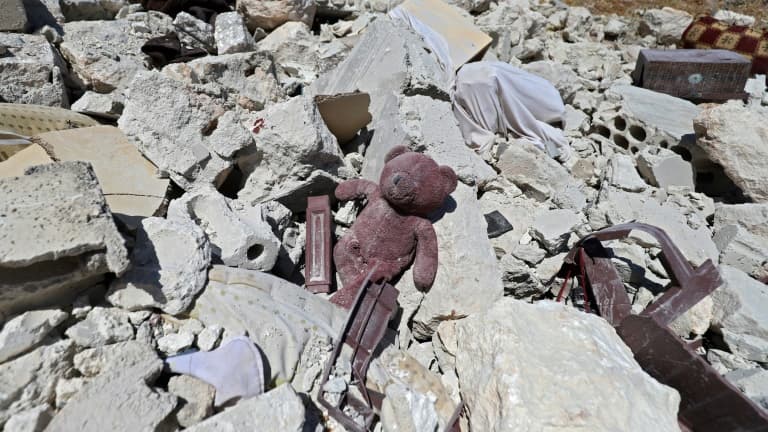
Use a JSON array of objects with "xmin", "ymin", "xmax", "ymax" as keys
[{"xmin": 1, "ymin": 0, "xmax": 767, "ymax": 429}]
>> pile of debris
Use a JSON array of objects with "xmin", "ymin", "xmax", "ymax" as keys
[{"xmin": 1, "ymin": 0, "xmax": 768, "ymax": 430}]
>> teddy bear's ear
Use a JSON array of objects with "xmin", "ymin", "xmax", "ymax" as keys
[
  {"xmin": 385, "ymin": 145, "xmax": 411, "ymax": 163},
  {"xmin": 439, "ymin": 165, "xmax": 458, "ymax": 194}
]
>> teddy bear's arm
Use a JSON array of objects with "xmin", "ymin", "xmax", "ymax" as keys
[
  {"xmin": 334, "ymin": 178, "xmax": 381, "ymax": 202},
  {"xmin": 413, "ymin": 220, "xmax": 439, "ymax": 291}
]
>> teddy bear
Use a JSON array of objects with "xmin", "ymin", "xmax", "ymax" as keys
[{"xmin": 331, "ymin": 145, "xmax": 458, "ymax": 309}]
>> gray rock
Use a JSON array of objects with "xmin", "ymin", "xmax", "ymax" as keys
[
  {"xmin": 711, "ymin": 265, "xmax": 768, "ymax": 362},
  {"xmin": 119, "ymin": 71, "xmax": 253, "ymax": 190},
  {"xmin": 108, "ymin": 217, "xmax": 211, "ymax": 315},
  {"xmin": 192, "ymin": 266, "xmax": 346, "ymax": 386},
  {"xmin": 185, "ymin": 384, "xmax": 304, "ymax": 431},
  {"xmin": 174, "ymin": 11, "xmax": 216, "ymax": 53},
  {"xmin": 215, "ymin": 12, "xmax": 254, "ymax": 55},
  {"xmin": 0, "ymin": 309, "xmax": 67, "ymax": 364},
  {"xmin": 0, "ymin": 340, "xmax": 74, "ymax": 427},
  {"xmin": 168, "ymin": 187, "xmax": 280, "ymax": 271},
  {"xmin": 65, "ymin": 307, "xmax": 134, "ymax": 348},
  {"xmin": 530, "ymin": 208, "xmax": 583, "ymax": 254},
  {"xmin": 607, "ymin": 154, "xmax": 647, "ymax": 192},
  {"xmin": 496, "ymin": 139, "xmax": 588, "ymax": 211},
  {"xmin": 4, "ymin": 404, "xmax": 52, "ymax": 432},
  {"xmin": 73, "ymin": 340, "xmax": 157, "ymax": 377},
  {"xmin": 0, "ymin": 162, "xmax": 129, "ymax": 320},
  {"xmin": 636, "ymin": 146, "xmax": 694, "ymax": 189},
  {"xmin": 399, "ymin": 183, "xmax": 504, "ymax": 340},
  {"xmin": 60, "ymin": 15, "xmax": 172, "ymax": 93},
  {"xmin": 638, "ymin": 7, "xmax": 693, "ymax": 45},
  {"xmin": 522, "ymin": 61, "xmax": 584, "ymax": 104},
  {"xmin": 713, "ymin": 224, "xmax": 768, "ymax": 278},
  {"xmin": 694, "ymin": 101, "xmax": 768, "ymax": 203},
  {"xmin": 714, "ymin": 203, "xmax": 768, "ymax": 240},
  {"xmin": 45, "ymin": 342, "xmax": 176, "ymax": 432},
  {"xmin": 236, "ymin": 94, "xmax": 345, "ymax": 203},
  {"xmin": 157, "ymin": 331, "xmax": 195, "ymax": 355},
  {"xmin": 163, "ymin": 51, "xmax": 282, "ymax": 112},
  {"xmin": 0, "ymin": 33, "xmax": 67, "ymax": 107},
  {"xmin": 169, "ymin": 375, "xmax": 215, "ymax": 428},
  {"xmin": 500, "ymin": 254, "xmax": 545, "ymax": 299},
  {"xmin": 0, "ymin": 0, "xmax": 28, "ymax": 32},
  {"xmin": 725, "ymin": 368, "xmax": 768, "ymax": 410},
  {"xmin": 707, "ymin": 349, "xmax": 759, "ymax": 375},
  {"xmin": 70, "ymin": 91, "xmax": 124, "ymax": 120},
  {"xmin": 510, "ymin": 242, "xmax": 546, "ymax": 266},
  {"xmin": 437, "ymin": 299, "xmax": 681, "ymax": 431},
  {"xmin": 60, "ymin": 0, "xmax": 126, "ymax": 21},
  {"xmin": 196, "ymin": 325, "xmax": 222, "ymax": 351},
  {"xmin": 55, "ymin": 377, "xmax": 87, "ymax": 409},
  {"xmin": 237, "ymin": 0, "xmax": 315, "ymax": 31}
]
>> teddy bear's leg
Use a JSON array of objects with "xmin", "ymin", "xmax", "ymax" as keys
[{"xmin": 330, "ymin": 259, "xmax": 407, "ymax": 309}]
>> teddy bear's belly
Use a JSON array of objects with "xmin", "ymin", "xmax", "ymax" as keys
[{"xmin": 351, "ymin": 204, "xmax": 417, "ymax": 261}]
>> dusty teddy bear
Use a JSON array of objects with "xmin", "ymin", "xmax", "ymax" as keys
[{"xmin": 331, "ymin": 146, "xmax": 458, "ymax": 308}]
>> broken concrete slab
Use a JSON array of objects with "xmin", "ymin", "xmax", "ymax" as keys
[
  {"xmin": 191, "ymin": 266, "xmax": 346, "ymax": 387},
  {"xmin": 174, "ymin": 11, "xmax": 215, "ymax": 53},
  {"xmin": 108, "ymin": 217, "xmax": 211, "ymax": 315},
  {"xmin": 0, "ymin": 309, "xmax": 68, "ymax": 364},
  {"xmin": 398, "ymin": 183, "xmax": 504, "ymax": 340},
  {"xmin": 157, "ymin": 331, "xmax": 195, "ymax": 355},
  {"xmin": 4, "ymin": 404, "xmax": 53, "ymax": 432},
  {"xmin": 638, "ymin": 7, "xmax": 692, "ymax": 45},
  {"xmin": 60, "ymin": 0, "xmax": 126, "ymax": 21},
  {"xmin": 237, "ymin": 0, "xmax": 316, "ymax": 31},
  {"xmin": 496, "ymin": 139, "xmax": 588, "ymax": 211},
  {"xmin": 269, "ymin": 169, "xmax": 339, "ymax": 214},
  {"xmin": 0, "ymin": 0, "xmax": 29, "ymax": 32},
  {"xmin": 607, "ymin": 153, "xmax": 646, "ymax": 192},
  {"xmin": 530, "ymin": 208, "xmax": 583, "ymax": 254},
  {"xmin": 32, "ymin": 126, "xmax": 171, "ymax": 229},
  {"xmin": 694, "ymin": 101, "xmax": 768, "ymax": 203},
  {"xmin": 64, "ymin": 306, "xmax": 134, "ymax": 348},
  {"xmin": 168, "ymin": 187, "xmax": 279, "ymax": 271},
  {"xmin": 725, "ymin": 368, "xmax": 768, "ymax": 410},
  {"xmin": 168, "ymin": 375, "xmax": 215, "ymax": 428},
  {"xmin": 70, "ymin": 91, "xmax": 123, "ymax": 120},
  {"xmin": 60, "ymin": 15, "xmax": 172, "ymax": 93},
  {"xmin": 185, "ymin": 383, "xmax": 305, "ymax": 432},
  {"xmin": 713, "ymin": 224, "xmax": 768, "ymax": 278},
  {"xmin": 119, "ymin": 70, "xmax": 254, "ymax": 190},
  {"xmin": 0, "ymin": 340, "xmax": 74, "ymax": 427},
  {"xmin": 163, "ymin": 51, "xmax": 283, "ymax": 112},
  {"xmin": 711, "ymin": 265, "xmax": 768, "ymax": 362},
  {"xmin": 0, "ymin": 33, "xmax": 68, "ymax": 107},
  {"xmin": 215, "ymin": 12, "xmax": 254, "ymax": 55},
  {"xmin": 45, "ymin": 342, "xmax": 177, "ymax": 432},
  {"xmin": 714, "ymin": 203, "xmax": 768, "ymax": 240},
  {"xmin": 73, "ymin": 340, "xmax": 156, "ymax": 377},
  {"xmin": 437, "ymin": 299, "xmax": 681, "ymax": 431},
  {"xmin": 0, "ymin": 162, "xmax": 129, "ymax": 320},
  {"xmin": 636, "ymin": 145, "xmax": 694, "ymax": 189},
  {"xmin": 236, "ymin": 94, "xmax": 345, "ymax": 203}
]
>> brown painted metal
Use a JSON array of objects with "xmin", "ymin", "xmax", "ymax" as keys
[
  {"xmin": 318, "ymin": 267, "xmax": 399, "ymax": 432},
  {"xmin": 562, "ymin": 223, "xmax": 768, "ymax": 431},
  {"xmin": 632, "ymin": 49, "xmax": 750, "ymax": 102},
  {"xmin": 305, "ymin": 195, "xmax": 332, "ymax": 293}
]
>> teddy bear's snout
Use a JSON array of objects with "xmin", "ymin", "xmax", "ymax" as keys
[
  {"xmin": 387, "ymin": 171, "xmax": 415, "ymax": 203},
  {"xmin": 392, "ymin": 173, "xmax": 403, "ymax": 185}
]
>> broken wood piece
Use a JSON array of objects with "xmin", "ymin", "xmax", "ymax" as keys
[
  {"xmin": 315, "ymin": 92, "xmax": 372, "ymax": 145},
  {"xmin": 305, "ymin": 195, "xmax": 333, "ymax": 294}
]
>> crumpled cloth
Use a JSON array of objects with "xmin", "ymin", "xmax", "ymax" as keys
[
  {"xmin": 452, "ymin": 61, "xmax": 570, "ymax": 159},
  {"xmin": 387, "ymin": 10, "xmax": 570, "ymax": 160}
]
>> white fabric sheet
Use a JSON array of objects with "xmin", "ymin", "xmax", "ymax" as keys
[
  {"xmin": 388, "ymin": 10, "xmax": 570, "ymax": 160},
  {"xmin": 452, "ymin": 61, "xmax": 570, "ymax": 159}
]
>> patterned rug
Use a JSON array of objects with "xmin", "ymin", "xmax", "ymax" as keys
[{"xmin": 682, "ymin": 15, "xmax": 768, "ymax": 76}]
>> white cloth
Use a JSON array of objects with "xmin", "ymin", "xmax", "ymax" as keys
[
  {"xmin": 388, "ymin": 10, "xmax": 570, "ymax": 160},
  {"xmin": 452, "ymin": 61, "xmax": 570, "ymax": 159}
]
